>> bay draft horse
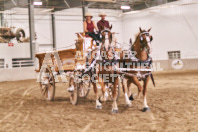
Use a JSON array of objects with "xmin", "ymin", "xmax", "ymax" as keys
[
  {"xmin": 119, "ymin": 27, "xmax": 154, "ymax": 112},
  {"xmin": 85, "ymin": 25, "xmax": 120, "ymax": 113}
]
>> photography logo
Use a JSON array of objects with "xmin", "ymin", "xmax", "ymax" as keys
[{"xmin": 171, "ymin": 59, "xmax": 183, "ymax": 70}]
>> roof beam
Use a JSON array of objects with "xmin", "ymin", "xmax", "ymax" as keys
[
  {"xmin": 64, "ymin": 0, "xmax": 70, "ymax": 8},
  {"xmin": 4, "ymin": 0, "xmax": 28, "ymax": 11}
]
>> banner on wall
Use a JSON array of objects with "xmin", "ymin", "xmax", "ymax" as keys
[{"xmin": 171, "ymin": 59, "xmax": 183, "ymax": 70}]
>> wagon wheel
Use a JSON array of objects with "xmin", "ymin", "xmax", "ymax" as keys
[
  {"xmin": 69, "ymin": 71, "xmax": 80, "ymax": 105},
  {"xmin": 39, "ymin": 66, "xmax": 55, "ymax": 101},
  {"xmin": 108, "ymin": 77, "xmax": 121, "ymax": 101},
  {"xmin": 78, "ymin": 75, "xmax": 90, "ymax": 98}
]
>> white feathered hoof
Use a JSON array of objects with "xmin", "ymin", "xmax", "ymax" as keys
[
  {"xmin": 142, "ymin": 107, "xmax": 150, "ymax": 112},
  {"xmin": 111, "ymin": 109, "xmax": 119, "ymax": 114},
  {"xmin": 96, "ymin": 105, "xmax": 102, "ymax": 109}
]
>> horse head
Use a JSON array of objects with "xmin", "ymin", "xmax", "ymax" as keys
[
  {"xmin": 100, "ymin": 25, "xmax": 115, "ymax": 61},
  {"xmin": 100, "ymin": 25, "xmax": 113, "ymax": 51},
  {"xmin": 137, "ymin": 27, "xmax": 153, "ymax": 54}
]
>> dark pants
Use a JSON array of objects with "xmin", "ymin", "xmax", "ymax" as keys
[{"xmin": 86, "ymin": 32, "xmax": 101, "ymax": 46}]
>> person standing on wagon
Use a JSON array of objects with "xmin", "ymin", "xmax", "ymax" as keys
[
  {"xmin": 83, "ymin": 12, "xmax": 100, "ymax": 46},
  {"xmin": 97, "ymin": 12, "xmax": 110, "ymax": 32}
]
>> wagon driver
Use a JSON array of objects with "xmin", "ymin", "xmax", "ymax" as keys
[
  {"xmin": 97, "ymin": 12, "xmax": 110, "ymax": 32},
  {"xmin": 83, "ymin": 12, "xmax": 101, "ymax": 46}
]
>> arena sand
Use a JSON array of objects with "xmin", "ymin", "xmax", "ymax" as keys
[{"xmin": 0, "ymin": 70, "xmax": 198, "ymax": 132}]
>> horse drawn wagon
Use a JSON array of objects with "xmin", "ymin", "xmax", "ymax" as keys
[
  {"xmin": 35, "ymin": 27, "xmax": 155, "ymax": 113},
  {"xmin": 35, "ymin": 32, "xmax": 121, "ymax": 105}
]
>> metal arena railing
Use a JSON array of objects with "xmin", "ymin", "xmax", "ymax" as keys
[
  {"xmin": 12, "ymin": 60, "xmax": 34, "ymax": 68},
  {"xmin": 0, "ymin": 62, "xmax": 4, "ymax": 68},
  {"xmin": 0, "ymin": 59, "xmax": 4, "ymax": 68}
]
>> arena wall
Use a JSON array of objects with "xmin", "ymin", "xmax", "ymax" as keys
[
  {"xmin": 0, "ymin": 43, "xmax": 31, "ymax": 68},
  {"xmin": 154, "ymin": 59, "xmax": 198, "ymax": 71},
  {"xmin": 3, "ymin": 8, "xmax": 123, "ymax": 52},
  {"xmin": 0, "ymin": 67, "xmax": 37, "ymax": 82},
  {"xmin": 122, "ymin": 0, "xmax": 198, "ymax": 60},
  {"xmin": 55, "ymin": 8, "xmax": 123, "ymax": 49},
  {"xmin": 3, "ymin": 3, "xmax": 198, "ymax": 59},
  {"xmin": 1, "ymin": 1, "xmax": 198, "ymax": 82}
]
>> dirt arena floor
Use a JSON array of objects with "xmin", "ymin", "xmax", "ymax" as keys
[{"xmin": 0, "ymin": 70, "xmax": 198, "ymax": 132}]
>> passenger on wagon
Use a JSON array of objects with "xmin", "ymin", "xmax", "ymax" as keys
[
  {"xmin": 83, "ymin": 12, "xmax": 100, "ymax": 46},
  {"xmin": 97, "ymin": 12, "xmax": 110, "ymax": 32}
]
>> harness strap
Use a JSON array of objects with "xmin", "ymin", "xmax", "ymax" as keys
[
  {"xmin": 129, "ymin": 53, "xmax": 152, "ymax": 66},
  {"xmin": 117, "ymin": 69, "xmax": 152, "ymax": 78},
  {"xmin": 140, "ymin": 31, "xmax": 149, "ymax": 36},
  {"xmin": 78, "ymin": 33, "xmax": 84, "ymax": 39},
  {"xmin": 150, "ymin": 73, "xmax": 155, "ymax": 87}
]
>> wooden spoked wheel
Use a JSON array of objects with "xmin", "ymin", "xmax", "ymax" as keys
[
  {"xmin": 78, "ymin": 77, "xmax": 90, "ymax": 98},
  {"xmin": 69, "ymin": 71, "xmax": 80, "ymax": 105},
  {"xmin": 108, "ymin": 77, "xmax": 121, "ymax": 101},
  {"xmin": 39, "ymin": 66, "xmax": 55, "ymax": 101},
  {"xmin": 70, "ymin": 84, "xmax": 79, "ymax": 105}
]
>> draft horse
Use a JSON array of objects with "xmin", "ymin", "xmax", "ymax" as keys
[
  {"xmin": 119, "ymin": 27, "xmax": 154, "ymax": 112},
  {"xmin": 84, "ymin": 25, "xmax": 120, "ymax": 113}
]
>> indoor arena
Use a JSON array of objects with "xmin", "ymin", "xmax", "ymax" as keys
[{"xmin": 0, "ymin": 0, "xmax": 198, "ymax": 131}]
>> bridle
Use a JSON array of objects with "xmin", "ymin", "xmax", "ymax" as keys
[
  {"xmin": 139, "ymin": 31, "xmax": 152, "ymax": 42},
  {"xmin": 98, "ymin": 29, "xmax": 117, "ymax": 66},
  {"xmin": 100, "ymin": 29, "xmax": 113, "ymax": 51},
  {"xmin": 139, "ymin": 31, "xmax": 152, "ymax": 53},
  {"xmin": 101, "ymin": 29, "xmax": 112, "ymax": 42}
]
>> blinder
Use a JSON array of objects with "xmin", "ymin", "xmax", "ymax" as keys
[
  {"xmin": 140, "ymin": 36, "xmax": 143, "ymax": 42},
  {"xmin": 150, "ymin": 36, "xmax": 153, "ymax": 42},
  {"xmin": 140, "ymin": 31, "xmax": 149, "ymax": 42}
]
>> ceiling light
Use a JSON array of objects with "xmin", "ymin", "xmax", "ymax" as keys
[
  {"xmin": 34, "ymin": 2, "xmax": 42, "ymax": 5},
  {"xmin": 121, "ymin": 6, "xmax": 131, "ymax": 10}
]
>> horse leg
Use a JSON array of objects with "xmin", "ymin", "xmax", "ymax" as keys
[
  {"xmin": 92, "ymin": 82, "xmax": 102, "ymax": 109},
  {"xmin": 127, "ymin": 79, "xmax": 136, "ymax": 101},
  {"xmin": 121, "ymin": 78, "xmax": 127, "ymax": 93},
  {"xmin": 99, "ymin": 80, "xmax": 107, "ymax": 102},
  {"xmin": 132, "ymin": 77, "xmax": 143, "ymax": 99},
  {"xmin": 127, "ymin": 79, "xmax": 132, "ymax": 96},
  {"xmin": 122, "ymin": 78, "xmax": 132, "ymax": 107},
  {"xmin": 112, "ymin": 77, "xmax": 119, "ymax": 113},
  {"xmin": 142, "ymin": 77, "xmax": 150, "ymax": 112}
]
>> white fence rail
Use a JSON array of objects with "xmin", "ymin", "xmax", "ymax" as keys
[
  {"xmin": 0, "ymin": 59, "xmax": 4, "ymax": 68},
  {"xmin": 12, "ymin": 60, "xmax": 34, "ymax": 68},
  {"xmin": 0, "ymin": 62, "xmax": 4, "ymax": 68}
]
